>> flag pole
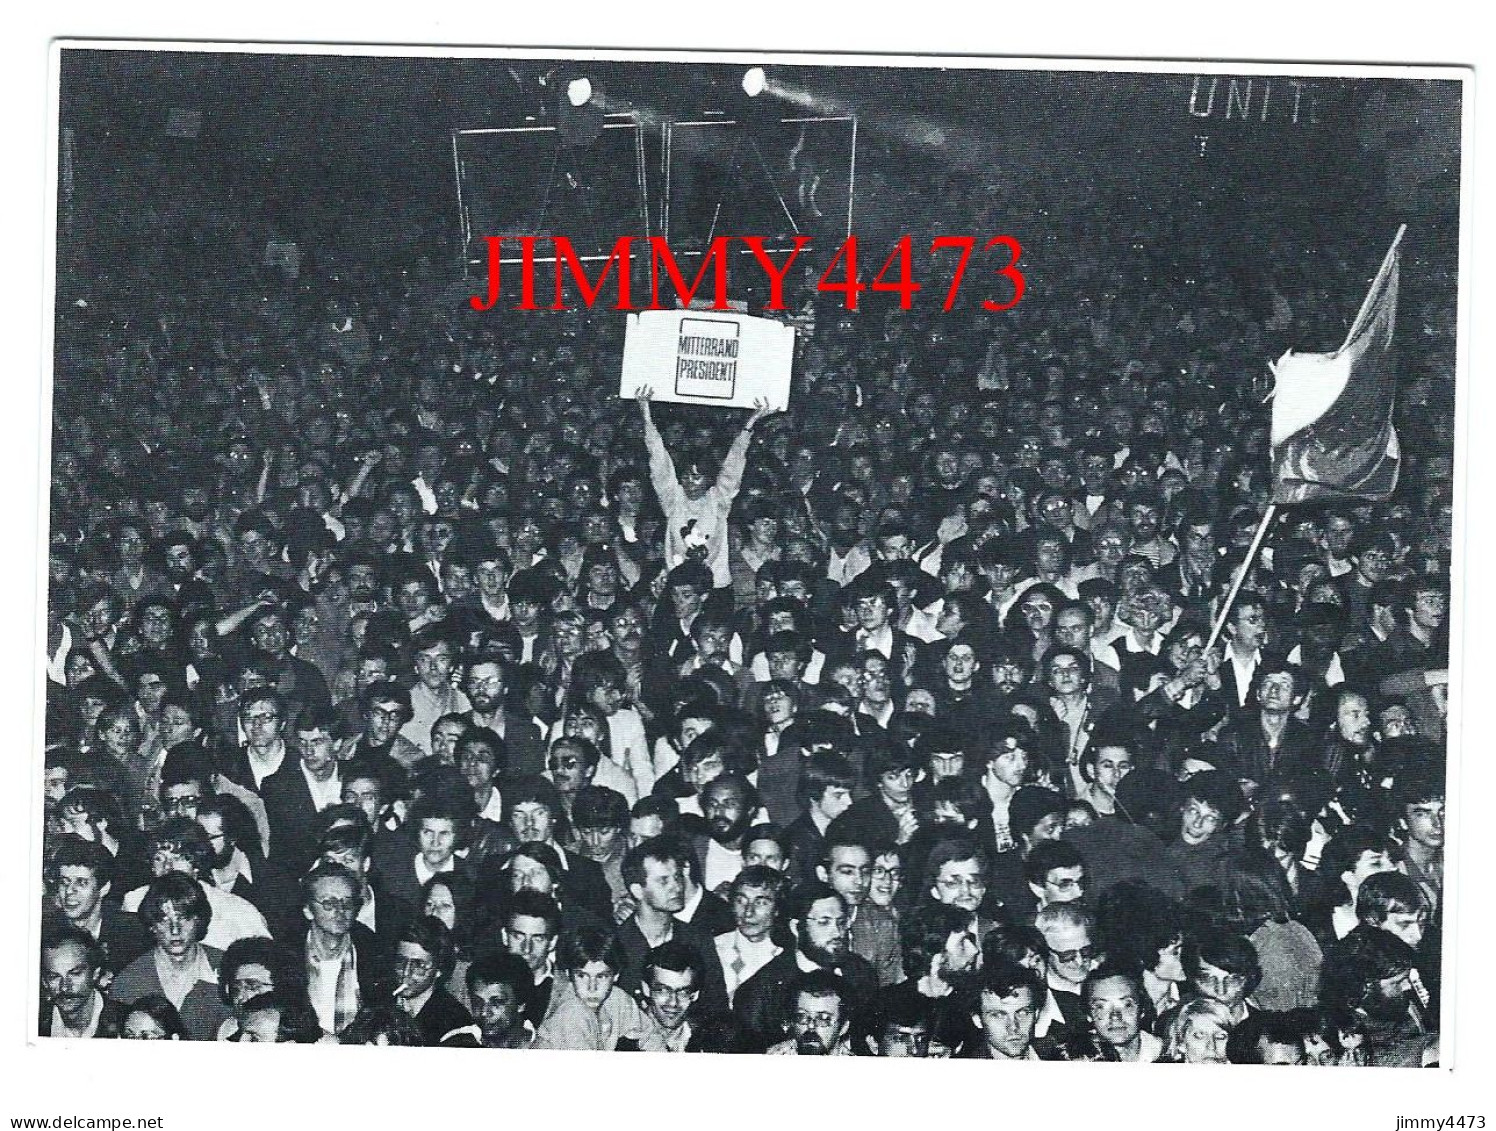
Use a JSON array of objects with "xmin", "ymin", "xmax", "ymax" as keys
[{"xmin": 1206, "ymin": 503, "xmax": 1278, "ymax": 652}]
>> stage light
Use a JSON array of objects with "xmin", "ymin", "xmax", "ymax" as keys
[
  {"xmin": 567, "ymin": 77, "xmax": 593, "ymax": 108},
  {"xmin": 742, "ymin": 67, "xmax": 767, "ymax": 98}
]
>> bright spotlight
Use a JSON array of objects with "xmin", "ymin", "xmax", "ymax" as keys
[
  {"xmin": 741, "ymin": 67, "xmax": 767, "ymax": 98},
  {"xmin": 567, "ymin": 77, "xmax": 593, "ymax": 108}
]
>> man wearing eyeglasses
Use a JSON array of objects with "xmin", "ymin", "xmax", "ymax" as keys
[
  {"xmin": 1034, "ymin": 902, "xmax": 1100, "ymax": 1043},
  {"xmin": 619, "ymin": 940, "xmax": 739, "ymax": 1053},
  {"xmin": 733, "ymin": 882, "xmax": 878, "ymax": 1053},
  {"xmin": 766, "ymin": 970, "xmax": 857, "ymax": 1055},
  {"xmin": 229, "ymin": 689, "xmax": 287, "ymax": 793},
  {"xmin": 298, "ymin": 862, "xmax": 390, "ymax": 1039}
]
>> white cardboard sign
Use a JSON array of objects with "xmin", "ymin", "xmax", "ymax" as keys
[{"xmin": 619, "ymin": 309, "xmax": 795, "ymax": 410}]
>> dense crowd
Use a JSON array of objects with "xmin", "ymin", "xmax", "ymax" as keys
[{"xmin": 37, "ymin": 170, "xmax": 1455, "ymax": 1067}]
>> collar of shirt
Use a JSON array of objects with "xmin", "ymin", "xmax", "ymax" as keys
[
  {"xmin": 299, "ymin": 762, "xmax": 342, "ymax": 810},
  {"xmin": 413, "ymin": 853, "xmax": 456, "ymax": 887},
  {"xmin": 478, "ymin": 788, "xmax": 504, "ymax": 823},
  {"xmin": 676, "ymin": 883, "xmax": 703, "ymax": 924},
  {"xmin": 214, "ymin": 846, "xmax": 255, "ymax": 890},
  {"xmin": 663, "ymin": 1019, "xmax": 693, "ymax": 1053},
  {"xmin": 52, "ymin": 992, "xmax": 104, "ymax": 1038},
  {"xmin": 1034, "ymin": 988, "xmax": 1069, "ymax": 1037},
  {"xmin": 245, "ymin": 739, "xmax": 286, "ymax": 785},
  {"xmin": 856, "ymin": 624, "xmax": 895, "ymax": 658}
]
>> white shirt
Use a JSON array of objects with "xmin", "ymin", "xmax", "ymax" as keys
[
  {"xmin": 715, "ymin": 931, "xmax": 782, "ymax": 1004},
  {"xmin": 51, "ymin": 992, "xmax": 105, "ymax": 1038},
  {"xmin": 703, "ymin": 839, "xmax": 744, "ymax": 893},
  {"xmin": 300, "ymin": 763, "xmax": 342, "ymax": 812},
  {"xmin": 244, "ymin": 739, "xmax": 287, "ymax": 790},
  {"xmin": 125, "ymin": 880, "xmax": 270, "ymax": 951}
]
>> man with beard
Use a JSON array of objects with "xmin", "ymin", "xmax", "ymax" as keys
[
  {"xmin": 39, "ymin": 928, "xmax": 128, "ymax": 1038},
  {"xmin": 692, "ymin": 773, "xmax": 757, "ymax": 894},
  {"xmin": 766, "ymin": 970, "xmax": 858, "ymax": 1055},
  {"xmin": 160, "ymin": 534, "xmax": 214, "ymax": 611},
  {"xmin": 880, "ymin": 901, "xmax": 982, "ymax": 1048},
  {"xmin": 617, "ymin": 940, "xmax": 739, "ymax": 1052},
  {"xmin": 818, "ymin": 832, "xmax": 903, "ymax": 987},
  {"xmin": 462, "ymin": 652, "xmax": 546, "ymax": 778},
  {"xmin": 732, "ymin": 881, "xmax": 878, "ymax": 1052}
]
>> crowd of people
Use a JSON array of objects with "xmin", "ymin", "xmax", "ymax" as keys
[{"xmin": 37, "ymin": 156, "xmax": 1456, "ymax": 1067}]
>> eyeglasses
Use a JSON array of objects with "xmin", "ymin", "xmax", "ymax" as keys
[
  {"xmin": 395, "ymin": 956, "xmax": 434, "ymax": 975},
  {"xmin": 794, "ymin": 1011, "xmax": 839, "ymax": 1029},
  {"xmin": 242, "ymin": 712, "xmax": 280, "ymax": 725},
  {"xmin": 650, "ymin": 985, "xmax": 697, "ymax": 1004},
  {"xmin": 803, "ymin": 915, "xmax": 849, "ymax": 931},
  {"xmin": 871, "ymin": 866, "xmax": 903, "ymax": 882},
  {"xmin": 311, "ymin": 897, "xmax": 359, "ymax": 914},
  {"xmin": 1050, "ymin": 945, "xmax": 1098, "ymax": 965}
]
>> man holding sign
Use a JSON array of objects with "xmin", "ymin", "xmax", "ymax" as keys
[{"xmin": 634, "ymin": 386, "xmax": 778, "ymax": 590}]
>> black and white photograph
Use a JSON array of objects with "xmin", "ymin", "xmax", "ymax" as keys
[{"xmin": 3, "ymin": 7, "xmax": 1490, "ymax": 1131}]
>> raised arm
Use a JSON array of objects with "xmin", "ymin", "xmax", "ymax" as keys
[
  {"xmin": 634, "ymin": 385, "xmax": 680, "ymax": 502},
  {"xmin": 716, "ymin": 398, "xmax": 778, "ymax": 502}
]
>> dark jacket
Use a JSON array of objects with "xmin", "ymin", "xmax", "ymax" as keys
[
  {"xmin": 732, "ymin": 949, "xmax": 879, "ymax": 1053},
  {"xmin": 38, "ymin": 995, "xmax": 128, "ymax": 1038}
]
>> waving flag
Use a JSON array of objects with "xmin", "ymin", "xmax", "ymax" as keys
[{"xmin": 1269, "ymin": 226, "xmax": 1405, "ymax": 505}]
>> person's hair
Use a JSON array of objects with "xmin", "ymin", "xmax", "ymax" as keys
[
  {"xmin": 621, "ymin": 835, "xmax": 688, "ymax": 890},
  {"xmin": 1320, "ymin": 826, "xmax": 1388, "ymax": 895},
  {"xmin": 702, "ymin": 770, "xmax": 759, "ymax": 812},
  {"xmin": 642, "ymin": 938, "xmax": 702, "ymax": 989},
  {"xmin": 1186, "ymin": 927, "xmax": 1263, "ymax": 995},
  {"xmin": 921, "ymin": 834, "xmax": 989, "ymax": 894},
  {"xmin": 158, "ymin": 748, "xmax": 215, "ymax": 795},
  {"xmin": 550, "ymin": 734, "xmax": 602, "ymax": 771},
  {"xmin": 58, "ymin": 784, "xmax": 123, "ymax": 832},
  {"xmin": 301, "ymin": 861, "xmax": 361, "ymax": 907},
  {"xmin": 728, "ymin": 863, "xmax": 788, "ymax": 905},
  {"xmin": 1226, "ymin": 1009, "xmax": 1309, "ymax": 1065},
  {"xmin": 319, "ymin": 820, "xmax": 375, "ymax": 863},
  {"xmin": 41, "ymin": 924, "xmax": 106, "ymax": 975},
  {"xmin": 1218, "ymin": 849, "xmax": 1298, "ymax": 932},
  {"xmin": 46, "ymin": 834, "xmax": 115, "ymax": 890},
  {"xmin": 1096, "ymin": 882, "xmax": 1183, "ymax": 972},
  {"xmin": 975, "ymin": 923, "xmax": 1041, "ymax": 974},
  {"xmin": 923, "ymin": 776, "xmax": 990, "ymax": 827},
  {"xmin": 572, "ymin": 785, "xmax": 630, "ymax": 830},
  {"xmin": 864, "ymin": 733, "xmax": 922, "ymax": 780},
  {"xmin": 1023, "ymin": 839, "xmax": 1085, "ymax": 888},
  {"xmin": 1247, "ymin": 798, "xmax": 1312, "ymax": 860},
  {"xmin": 571, "ymin": 651, "xmax": 628, "ymax": 701},
  {"xmin": 360, "ymin": 679, "xmax": 411, "ymax": 717},
  {"xmin": 1181, "ymin": 770, "xmax": 1246, "ymax": 827},
  {"xmin": 145, "ymin": 817, "xmax": 214, "ymax": 879},
  {"xmin": 465, "ymin": 951, "xmax": 533, "ymax": 999},
  {"xmin": 797, "ymin": 751, "xmax": 858, "ymax": 806},
  {"xmin": 139, "ymin": 871, "xmax": 212, "ymax": 933},
  {"xmin": 1356, "ymin": 871, "xmax": 1430, "ymax": 926},
  {"xmin": 1396, "ymin": 761, "xmax": 1445, "ymax": 809},
  {"xmin": 504, "ymin": 890, "xmax": 562, "ymax": 936},
  {"xmin": 786, "ymin": 881, "xmax": 844, "ymax": 924},
  {"xmin": 900, "ymin": 900, "xmax": 976, "ymax": 979},
  {"xmin": 979, "ymin": 959, "xmax": 1045, "ymax": 1005},
  {"xmin": 1034, "ymin": 901, "xmax": 1095, "ymax": 940},
  {"xmin": 337, "ymin": 1003, "xmax": 425, "ymax": 1046},
  {"xmin": 1320, "ymin": 928, "xmax": 1420, "ymax": 1016},
  {"xmin": 293, "ymin": 701, "xmax": 338, "ymax": 737},
  {"xmin": 236, "ymin": 989, "xmax": 323, "ymax": 1044},
  {"xmin": 219, "ymin": 937, "xmax": 292, "ymax": 1006},
  {"xmin": 629, "ymin": 793, "xmax": 681, "ymax": 835},
  {"xmin": 506, "ymin": 774, "xmax": 562, "ymax": 819},
  {"xmin": 123, "ymin": 994, "xmax": 188, "ymax": 1039},
  {"xmin": 1081, "ymin": 963, "xmax": 1146, "ymax": 1011},
  {"xmin": 558, "ymin": 924, "xmax": 623, "ymax": 975},
  {"xmin": 237, "ymin": 687, "xmax": 284, "ymax": 718},
  {"xmin": 399, "ymin": 915, "xmax": 456, "ymax": 978},
  {"xmin": 1162, "ymin": 997, "xmax": 1236, "ymax": 1061}
]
